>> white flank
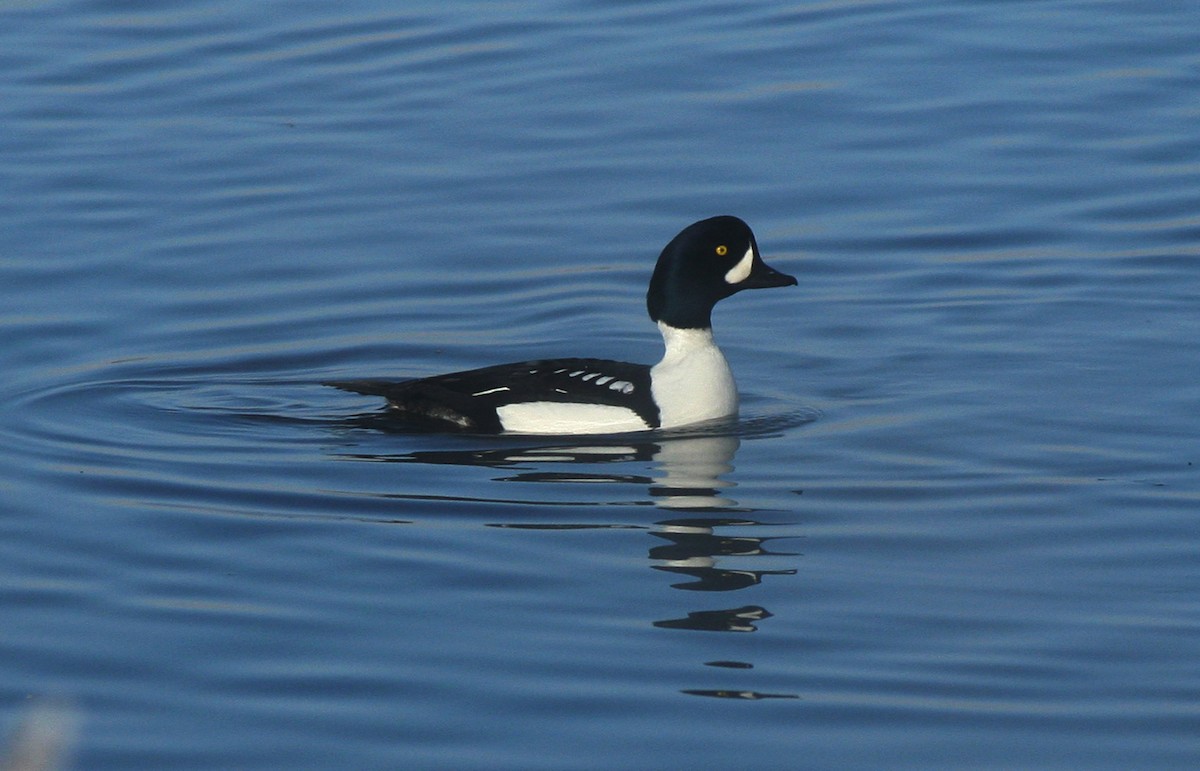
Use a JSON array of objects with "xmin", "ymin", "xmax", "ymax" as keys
[
  {"xmin": 723, "ymin": 245, "xmax": 755, "ymax": 284},
  {"xmin": 471, "ymin": 386, "xmax": 510, "ymax": 396},
  {"xmin": 650, "ymin": 322, "xmax": 738, "ymax": 428},
  {"xmin": 496, "ymin": 402, "xmax": 650, "ymax": 434}
]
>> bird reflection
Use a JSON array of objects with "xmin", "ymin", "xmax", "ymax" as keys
[
  {"xmin": 334, "ymin": 416, "xmax": 809, "ymax": 701},
  {"xmin": 650, "ymin": 517, "xmax": 798, "ymax": 591},
  {"xmin": 680, "ymin": 689, "xmax": 799, "ymax": 701},
  {"xmin": 653, "ymin": 605, "xmax": 772, "ymax": 633},
  {"xmin": 646, "ymin": 434, "xmax": 739, "ymax": 509},
  {"xmin": 336, "ymin": 428, "xmax": 801, "ymax": 602}
]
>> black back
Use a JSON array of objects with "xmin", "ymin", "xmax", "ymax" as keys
[{"xmin": 329, "ymin": 357, "xmax": 658, "ymax": 432}]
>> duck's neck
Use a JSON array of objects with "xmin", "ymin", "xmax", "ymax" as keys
[{"xmin": 650, "ymin": 322, "xmax": 738, "ymax": 429}]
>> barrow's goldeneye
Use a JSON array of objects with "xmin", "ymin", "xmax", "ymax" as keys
[{"xmin": 330, "ymin": 215, "xmax": 796, "ymax": 434}]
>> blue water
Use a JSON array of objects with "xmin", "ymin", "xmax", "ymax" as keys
[{"xmin": 3, "ymin": 1, "xmax": 1199, "ymax": 768}]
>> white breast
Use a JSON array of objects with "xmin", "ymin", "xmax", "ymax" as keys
[{"xmin": 650, "ymin": 323, "xmax": 738, "ymax": 429}]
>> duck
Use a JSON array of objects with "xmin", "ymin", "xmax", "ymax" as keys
[{"xmin": 329, "ymin": 215, "xmax": 796, "ymax": 434}]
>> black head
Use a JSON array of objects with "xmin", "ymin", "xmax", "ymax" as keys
[{"xmin": 646, "ymin": 215, "xmax": 797, "ymax": 329}]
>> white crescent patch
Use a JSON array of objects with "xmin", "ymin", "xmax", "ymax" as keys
[{"xmin": 723, "ymin": 245, "xmax": 755, "ymax": 284}]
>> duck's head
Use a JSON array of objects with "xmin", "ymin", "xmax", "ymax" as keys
[{"xmin": 646, "ymin": 215, "xmax": 797, "ymax": 329}]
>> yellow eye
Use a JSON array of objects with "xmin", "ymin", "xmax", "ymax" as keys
[{"xmin": 715, "ymin": 245, "xmax": 728, "ymax": 256}]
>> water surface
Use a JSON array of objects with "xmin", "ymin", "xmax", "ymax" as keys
[{"xmin": 2, "ymin": 1, "xmax": 1199, "ymax": 768}]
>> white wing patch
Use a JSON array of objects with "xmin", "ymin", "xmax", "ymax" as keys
[
  {"xmin": 471, "ymin": 386, "xmax": 510, "ymax": 397},
  {"xmin": 496, "ymin": 402, "xmax": 651, "ymax": 434},
  {"xmin": 539, "ymin": 367, "xmax": 636, "ymax": 394},
  {"xmin": 723, "ymin": 245, "xmax": 755, "ymax": 284}
]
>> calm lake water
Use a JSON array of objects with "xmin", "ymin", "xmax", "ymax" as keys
[{"xmin": 3, "ymin": 1, "xmax": 1199, "ymax": 768}]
